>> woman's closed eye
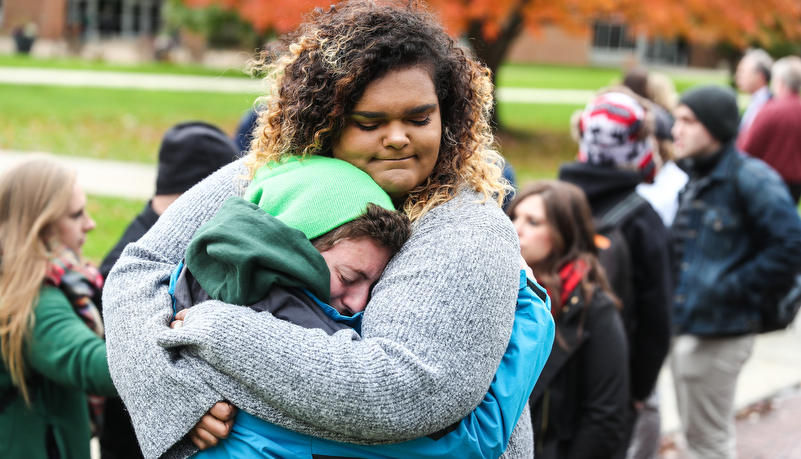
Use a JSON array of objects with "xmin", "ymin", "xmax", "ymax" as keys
[
  {"xmin": 409, "ymin": 115, "xmax": 431, "ymax": 127},
  {"xmin": 354, "ymin": 115, "xmax": 431, "ymax": 131},
  {"xmin": 355, "ymin": 121, "xmax": 380, "ymax": 132}
]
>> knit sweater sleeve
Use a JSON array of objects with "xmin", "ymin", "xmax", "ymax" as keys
[
  {"xmin": 102, "ymin": 160, "xmax": 249, "ymax": 459},
  {"xmin": 155, "ymin": 191, "xmax": 521, "ymax": 441}
]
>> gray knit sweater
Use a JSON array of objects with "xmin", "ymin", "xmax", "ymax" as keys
[{"xmin": 103, "ymin": 160, "xmax": 533, "ymax": 459}]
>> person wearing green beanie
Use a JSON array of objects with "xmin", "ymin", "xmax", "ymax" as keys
[
  {"xmin": 172, "ymin": 155, "xmax": 410, "ymax": 323},
  {"xmin": 165, "ymin": 156, "xmax": 554, "ymax": 459}
]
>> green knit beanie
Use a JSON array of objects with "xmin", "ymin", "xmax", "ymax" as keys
[{"xmin": 243, "ymin": 156, "xmax": 395, "ymax": 240}]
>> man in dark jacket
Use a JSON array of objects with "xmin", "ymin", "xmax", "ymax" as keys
[
  {"xmin": 98, "ymin": 121, "xmax": 238, "ymax": 459},
  {"xmin": 559, "ymin": 90, "xmax": 672, "ymax": 458},
  {"xmin": 670, "ymin": 85, "xmax": 801, "ymax": 458}
]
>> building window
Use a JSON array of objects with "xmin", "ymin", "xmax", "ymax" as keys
[{"xmin": 593, "ymin": 21, "xmax": 635, "ymax": 51}]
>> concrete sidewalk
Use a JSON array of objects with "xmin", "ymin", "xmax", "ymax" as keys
[
  {"xmin": 658, "ymin": 318, "xmax": 801, "ymax": 434},
  {"xmin": 0, "ymin": 150, "xmax": 156, "ymax": 200},
  {"xmin": 1, "ymin": 66, "xmax": 753, "ymax": 107}
]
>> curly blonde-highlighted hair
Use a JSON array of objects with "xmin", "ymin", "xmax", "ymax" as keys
[
  {"xmin": 0, "ymin": 157, "xmax": 77, "ymax": 405},
  {"xmin": 243, "ymin": 0, "xmax": 509, "ymax": 222}
]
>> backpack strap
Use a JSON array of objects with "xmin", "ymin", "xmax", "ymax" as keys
[{"xmin": 597, "ymin": 192, "xmax": 649, "ymax": 232}]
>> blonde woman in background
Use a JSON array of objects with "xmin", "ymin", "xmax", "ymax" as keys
[{"xmin": 0, "ymin": 157, "xmax": 117, "ymax": 458}]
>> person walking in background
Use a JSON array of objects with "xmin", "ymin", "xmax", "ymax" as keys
[
  {"xmin": 738, "ymin": 56, "xmax": 801, "ymax": 204},
  {"xmin": 559, "ymin": 89, "xmax": 672, "ymax": 459},
  {"xmin": 670, "ymin": 85, "xmax": 801, "ymax": 459},
  {"xmin": 508, "ymin": 180, "xmax": 629, "ymax": 459},
  {"xmin": 98, "ymin": 121, "xmax": 238, "ymax": 459},
  {"xmin": 735, "ymin": 48, "xmax": 773, "ymax": 137},
  {"xmin": 0, "ymin": 156, "xmax": 118, "ymax": 458},
  {"xmin": 623, "ymin": 67, "xmax": 674, "ymax": 147},
  {"xmin": 626, "ymin": 68, "xmax": 688, "ymax": 228}
]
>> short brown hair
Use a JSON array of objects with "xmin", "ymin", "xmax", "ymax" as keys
[{"xmin": 311, "ymin": 203, "xmax": 411, "ymax": 256}]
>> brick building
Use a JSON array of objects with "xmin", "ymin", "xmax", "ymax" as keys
[{"xmin": 1, "ymin": 0, "xmax": 162, "ymax": 40}]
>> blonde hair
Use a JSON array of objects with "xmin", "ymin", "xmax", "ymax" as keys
[
  {"xmin": 0, "ymin": 157, "xmax": 77, "ymax": 404},
  {"xmin": 648, "ymin": 72, "xmax": 678, "ymax": 111},
  {"xmin": 243, "ymin": 0, "xmax": 510, "ymax": 222}
]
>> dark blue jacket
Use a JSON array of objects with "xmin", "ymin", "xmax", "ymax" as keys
[{"xmin": 671, "ymin": 142, "xmax": 801, "ymax": 336}]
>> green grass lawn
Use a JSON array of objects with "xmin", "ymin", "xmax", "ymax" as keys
[
  {"xmin": 0, "ymin": 84, "xmax": 256, "ymax": 162},
  {"xmin": 497, "ymin": 62, "xmax": 728, "ymax": 92},
  {"xmin": 0, "ymin": 59, "xmax": 725, "ymax": 195},
  {"xmin": 83, "ymin": 194, "xmax": 147, "ymax": 266},
  {"xmin": 0, "ymin": 57, "xmax": 728, "ymax": 278}
]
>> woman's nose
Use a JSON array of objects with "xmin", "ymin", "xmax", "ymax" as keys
[
  {"xmin": 84, "ymin": 212, "xmax": 96, "ymax": 232},
  {"xmin": 513, "ymin": 219, "xmax": 524, "ymax": 236},
  {"xmin": 383, "ymin": 123, "xmax": 410, "ymax": 150}
]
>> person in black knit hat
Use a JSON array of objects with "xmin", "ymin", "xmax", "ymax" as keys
[
  {"xmin": 670, "ymin": 85, "xmax": 801, "ymax": 458},
  {"xmin": 98, "ymin": 121, "xmax": 238, "ymax": 459},
  {"xmin": 99, "ymin": 121, "xmax": 238, "ymax": 280}
]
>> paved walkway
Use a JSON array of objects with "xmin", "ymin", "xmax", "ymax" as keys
[
  {"xmin": 0, "ymin": 150, "xmax": 155, "ymax": 199},
  {"xmin": 0, "ymin": 66, "xmax": 753, "ymax": 107},
  {"xmin": 0, "ymin": 66, "xmax": 601, "ymax": 104}
]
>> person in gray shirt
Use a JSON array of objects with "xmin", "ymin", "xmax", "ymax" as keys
[{"xmin": 102, "ymin": 2, "xmax": 551, "ymax": 459}]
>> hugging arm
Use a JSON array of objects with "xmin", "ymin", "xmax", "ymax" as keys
[{"xmin": 156, "ymin": 191, "xmax": 523, "ymax": 445}]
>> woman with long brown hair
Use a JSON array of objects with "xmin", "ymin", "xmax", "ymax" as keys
[
  {"xmin": 0, "ymin": 157, "xmax": 117, "ymax": 458},
  {"xmin": 508, "ymin": 180, "xmax": 629, "ymax": 459}
]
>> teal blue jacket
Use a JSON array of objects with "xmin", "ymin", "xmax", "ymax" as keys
[{"xmin": 176, "ymin": 271, "xmax": 553, "ymax": 459}]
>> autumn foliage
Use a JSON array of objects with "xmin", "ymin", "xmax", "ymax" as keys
[{"xmin": 182, "ymin": 0, "xmax": 801, "ymax": 50}]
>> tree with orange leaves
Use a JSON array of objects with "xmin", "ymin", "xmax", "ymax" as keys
[
  {"xmin": 432, "ymin": 0, "xmax": 801, "ymax": 83},
  {"xmin": 182, "ymin": 0, "xmax": 801, "ymax": 112}
]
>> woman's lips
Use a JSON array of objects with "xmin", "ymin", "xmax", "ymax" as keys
[{"xmin": 375, "ymin": 156, "xmax": 414, "ymax": 162}]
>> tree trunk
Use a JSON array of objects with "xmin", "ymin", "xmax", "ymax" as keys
[{"xmin": 466, "ymin": 8, "xmax": 526, "ymax": 130}]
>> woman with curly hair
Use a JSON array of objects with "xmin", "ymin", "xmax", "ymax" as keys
[
  {"xmin": 507, "ymin": 181, "xmax": 629, "ymax": 459},
  {"xmin": 103, "ymin": 1, "xmax": 553, "ymax": 458},
  {"xmin": 0, "ymin": 157, "xmax": 118, "ymax": 458}
]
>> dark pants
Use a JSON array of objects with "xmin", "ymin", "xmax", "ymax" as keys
[
  {"xmin": 99, "ymin": 396, "xmax": 144, "ymax": 459},
  {"xmin": 611, "ymin": 401, "xmax": 638, "ymax": 459}
]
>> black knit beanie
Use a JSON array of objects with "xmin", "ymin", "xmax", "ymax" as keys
[
  {"xmin": 677, "ymin": 85, "xmax": 739, "ymax": 143},
  {"xmin": 156, "ymin": 121, "xmax": 239, "ymax": 195}
]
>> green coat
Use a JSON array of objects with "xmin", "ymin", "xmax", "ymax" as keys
[{"xmin": 0, "ymin": 286, "xmax": 117, "ymax": 459}]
